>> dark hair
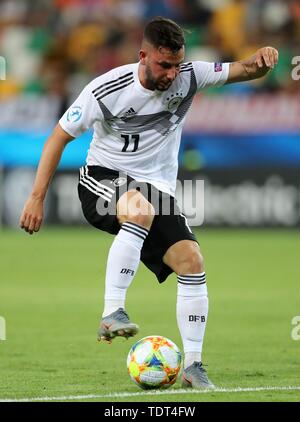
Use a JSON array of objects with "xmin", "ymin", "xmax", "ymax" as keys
[{"xmin": 143, "ymin": 17, "xmax": 185, "ymax": 53}]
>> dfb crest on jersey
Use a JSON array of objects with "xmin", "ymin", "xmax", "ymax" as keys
[{"xmin": 167, "ymin": 92, "xmax": 184, "ymax": 111}]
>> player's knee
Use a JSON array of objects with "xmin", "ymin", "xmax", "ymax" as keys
[
  {"xmin": 117, "ymin": 190, "xmax": 155, "ymax": 230},
  {"xmin": 176, "ymin": 247, "xmax": 204, "ymax": 275}
]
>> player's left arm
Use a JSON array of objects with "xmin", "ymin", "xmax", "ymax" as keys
[{"xmin": 226, "ymin": 47, "xmax": 279, "ymax": 84}]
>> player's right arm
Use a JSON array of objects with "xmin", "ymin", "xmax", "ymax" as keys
[
  {"xmin": 19, "ymin": 124, "xmax": 74, "ymax": 235},
  {"xmin": 20, "ymin": 75, "xmax": 104, "ymax": 235}
]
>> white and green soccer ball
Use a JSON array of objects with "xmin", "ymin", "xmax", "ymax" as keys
[{"xmin": 127, "ymin": 335, "xmax": 182, "ymax": 390}]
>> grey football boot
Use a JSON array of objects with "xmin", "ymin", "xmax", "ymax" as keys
[
  {"xmin": 182, "ymin": 362, "xmax": 215, "ymax": 389},
  {"xmin": 98, "ymin": 308, "xmax": 139, "ymax": 343}
]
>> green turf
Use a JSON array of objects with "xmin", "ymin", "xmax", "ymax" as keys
[{"xmin": 0, "ymin": 227, "xmax": 299, "ymax": 402}]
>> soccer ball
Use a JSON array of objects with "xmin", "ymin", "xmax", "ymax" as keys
[{"xmin": 127, "ymin": 335, "xmax": 182, "ymax": 390}]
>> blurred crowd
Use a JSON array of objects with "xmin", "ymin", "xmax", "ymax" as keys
[{"xmin": 0, "ymin": 0, "xmax": 299, "ymax": 102}]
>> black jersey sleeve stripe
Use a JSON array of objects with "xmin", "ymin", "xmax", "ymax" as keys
[
  {"xmin": 95, "ymin": 80, "xmax": 134, "ymax": 100},
  {"xmin": 180, "ymin": 62, "xmax": 192, "ymax": 68},
  {"xmin": 180, "ymin": 68, "xmax": 193, "ymax": 73},
  {"xmin": 180, "ymin": 64, "xmax": 192, "ymax": 69},
  {"xmin": 92, "ymin": 72, "xmax": 133, "ymax": 95},
  {"xmin": 94, "ymin": 75, "xmax": 134, "ymax": 97},
  {"xmin": 179, "ymin": 65, "xmax": 193, "ymax": 70}
]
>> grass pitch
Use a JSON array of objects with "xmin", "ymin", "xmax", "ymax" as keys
[{"xmin": 0, "ymin": 227, "xmax": 299, "ymax": 402}]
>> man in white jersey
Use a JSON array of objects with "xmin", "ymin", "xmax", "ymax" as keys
[{"xmin": 20, "ymin": 17, "xmax": 278, "ymax": 389}]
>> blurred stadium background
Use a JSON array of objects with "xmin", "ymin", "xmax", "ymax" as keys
[
  {"xmin": 0, "ymin": 0, "xmax": 300, "ymax": 227},
  {"xmin": 1, "ymin": 0, "xmax": 300, "ymax": 402}
]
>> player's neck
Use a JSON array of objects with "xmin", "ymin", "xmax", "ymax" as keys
[{"xmin": 138, "ymin": 63, "xmax": 155, "ymax": 91}]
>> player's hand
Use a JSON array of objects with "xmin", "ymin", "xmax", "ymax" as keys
[
  {"xmin": 255, "ymin": 47, "xmax": 279, "ymax": 70},
  {"xmin": 19, "ymin": 196, "xmax": 44, "ymax": 235}
]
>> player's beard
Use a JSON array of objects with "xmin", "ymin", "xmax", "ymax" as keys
[{"xmin": 145, "ymin": 66, "xmax": 172, "ymax": 92}]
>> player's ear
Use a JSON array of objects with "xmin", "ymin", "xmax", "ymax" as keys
[{"xmin": 139, "ymin": 50, "xmax": 147, "ymax": 65}]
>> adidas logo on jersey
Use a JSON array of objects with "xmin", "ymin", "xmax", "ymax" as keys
[{"xmin": 122, "ymin": 107, "xmax": 136, "ymax": 118}]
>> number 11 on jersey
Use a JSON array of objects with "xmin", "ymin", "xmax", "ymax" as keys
[{"xmin": 121, "ymin": 134, "xmax": 140, "ymax": 152}]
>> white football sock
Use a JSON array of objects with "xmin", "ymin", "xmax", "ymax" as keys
[
  {"xmin": 102, "ymin": 222, "xmax": 148, "ymax": 317},
  {"xmin": 176, "ymin": 273, "xmax": 208, "ymax": 368}
]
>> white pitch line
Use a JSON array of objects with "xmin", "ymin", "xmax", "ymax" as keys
[{"xmin": 1, "ymin": 386, "xmax": 300, "ymax": 402}]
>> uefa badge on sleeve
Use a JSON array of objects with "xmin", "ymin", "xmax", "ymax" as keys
[
  {"xmin": 67, "ymin": 106, "xmax": 83, "ymax": 123},
  {"xmin": 214, "ymin": 63, "xmax": 223, "ymax": 72}
]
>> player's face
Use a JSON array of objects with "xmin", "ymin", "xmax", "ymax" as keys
[{"xmin": 140, "ymin": 46, "xmax": 185, "ymax": 91}]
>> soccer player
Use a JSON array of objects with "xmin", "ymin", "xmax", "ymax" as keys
[{"xmin": 20, "ymin": 17, "xmax": 278, "ymax": 389}]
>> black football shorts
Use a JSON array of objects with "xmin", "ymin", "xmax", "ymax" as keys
[{"xmin": 78, "ymin": 165, "xmax": 198, "ymax": 283}]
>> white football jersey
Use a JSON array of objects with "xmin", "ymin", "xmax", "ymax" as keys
[{"xmin": 59, "ymin": 61, "xmax": 229, "ymax": 195}]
